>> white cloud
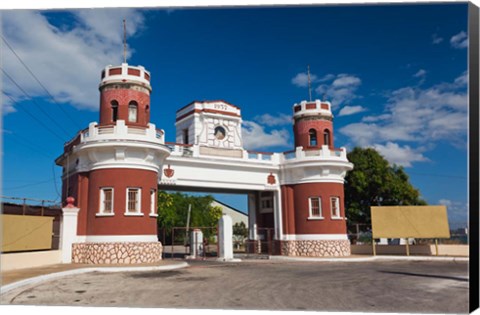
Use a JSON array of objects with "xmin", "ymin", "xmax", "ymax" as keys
[
  {"xmin": 413, "ymin": 69, "xmax": 426, "ymax": 78},
  {"xmin": 372, "ymin": 142, "xmax": 428, "ymax": 167},
  {"xmin": 331, "ymin": 75, "xmax": 361, "ymax": 88},
  {"xmin": 291, "ymin": 71, "xmax": 361, "ymax": 107},
  {"xmin": 454, "ymin": 70, "xmax": 468, "ymax": 86},
  {"xmin": 438, "ymin": 199, "xmax": 452, "ymax": 207},
  {"xmin": 362, "ymin": 114, "xmax": 391, "ymax": 123},
  {"xmin": 318, "ymin": 74, "xmax": 336, "ymax": 82},
  {"xmin": 2, "ymin": 9, "xmax": 145, "ymax": 113},
  {"xmin": 242, "ymin": 121, "xmax": 290, "ymax": 150},
  {"xmin": 432, "ymin": 33, "xmax": 443, "ymax": 44},
  {"xmin": 338, "ymin": 105, "xmax": 366, "ymax": 117},
  {"xmin": 315, "ymin": 74, "xmax": 362, "ymax": 108},
  {"xmin": 339, "ymin": 71, "xmax": 467, "ymax": 167},
  {"xmin": 439, "ymin": 199, "xmax": 468, "ymax": 229},
  {"xmin": 450, "ymin": 31, "xmax": 468, "ymax": 49},
  {"xmin": 1, "ymin": 95, "xmax": 18, "ymax": 114},
  {"xmin": 291, "ymin": 72, "xmax": 317, "ymax": 88},
  {"xmin": 340, "ymin": 71, "xmax": 467, "ymax": 147},
  {"xmin": 254, "ymin": 113, "xmax": 292, "ymax": 126}
]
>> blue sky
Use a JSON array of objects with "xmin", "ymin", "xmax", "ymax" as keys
[{"xmin": 1, "ymin": 3, "xmax": 469, "ymax": 228}]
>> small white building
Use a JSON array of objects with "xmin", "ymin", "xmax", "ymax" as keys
[{"xmin": 211, "ymin": 200, "xmax": 248, "ymax": 228}]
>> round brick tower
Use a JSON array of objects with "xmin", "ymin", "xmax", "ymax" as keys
[
  {"xmin": 56, "ymin": 63, "xmax": 170, "ymax": 264},
  {"xmin": 280, "ymin": 100, "xmax": 353, "ymax": 257}
]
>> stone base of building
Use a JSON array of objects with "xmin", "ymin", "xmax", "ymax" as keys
[
  {"xmin": 280, "ymin": 239, "xmax": 351, "ymax": 257},
  {"xmin": 72, "ymin": 242, "xmax": 162, "ymax": 264}
]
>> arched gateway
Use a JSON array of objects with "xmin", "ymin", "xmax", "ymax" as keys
[{"xmin": 56, "ymin": 62, "xmax": 353, "ymax": 264}]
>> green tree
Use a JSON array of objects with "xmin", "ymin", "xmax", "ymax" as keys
[
  {"xmin": 233, "ymin": 222, "xmax": 248, "ymax": 239},
  {"xmin": 232, "ymin": 222, "xmax": 248, "ymax": 250},
  {"xmin": 157, "ymin": 192, "xmax": 223, "ymax": 240},
  {"xmin": 344, "ymin": 147, "xmax": 426, "ymax": 225}
]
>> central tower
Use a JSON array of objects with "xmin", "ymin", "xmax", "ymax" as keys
[{"xmin": 99, "ymin": 63, "xmax": 152, "ymax": 127}]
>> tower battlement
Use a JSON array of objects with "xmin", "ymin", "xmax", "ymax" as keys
[
  {"xmin": 293, "ymin": 100, "xmax": 333, "ymax": 120},
  {"xmin": 100, "ymin": 63, "xmax": 151, "ymax": 91}
]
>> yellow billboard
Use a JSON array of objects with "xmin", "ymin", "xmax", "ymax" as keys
[
  {"xmin": 371, "ymin": 206, "xmax": 450, "ymax": 239},
  {"xmin": 1, "ymin": 214, "xmax": 54, "ymax": 252}
]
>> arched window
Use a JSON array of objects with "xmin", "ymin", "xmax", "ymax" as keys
[
  {"xmin": 128, "ymin": 101, "xmax": 138, "ymax": 123},
  {"xmin": 324, "ymin": 129, "xmax": 331, "ymax": 147},
  {"xmin": 309, "ymin": 129, "xmax": 317, "ymax": 146},
  {"xmin": 111, "ymin": 100, "xmax": 119, "ymax": 122}
]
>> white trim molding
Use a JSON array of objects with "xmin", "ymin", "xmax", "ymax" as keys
[
  {"xmin": 80, "ymin": 235, "xmax": 158, "ymax": 243},
  {"xmin": 330, "ymin": 196, "xmax": 341, "ymax": 219},
  {"xmin": 98, "ymin": 187, "xmax": 114, "ymax": 215},
  {"xmin": 125, "ymin": 187, "xmax": 142, "ymax": 215},
  {"xmin": 282, "ymin": 234, "xmax": 348, "ymax": 241},
  {"xmin": 308, "ymin": 196, "xmax": 323, "ymax": 219}
]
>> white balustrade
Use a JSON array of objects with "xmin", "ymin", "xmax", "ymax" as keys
[{"xmin": 79, "ymin": 120, "xmax": 164, "ymax": 145}]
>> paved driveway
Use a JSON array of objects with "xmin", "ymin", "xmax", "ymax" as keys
[{"xmin": 0, "ymin": 259, "xmax": 469, "ymax": 313}]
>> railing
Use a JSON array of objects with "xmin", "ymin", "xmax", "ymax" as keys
[
  {"xmin": 282, "ymin": 146, "xmax": 348, "ymax": 161},
  {"xmin": 98, "ymin": 126, "xmax": 114, "ymax": 135},
  {"xmin": 77, "ymin": 120, "xmax": 164, "ymax": 144},
  {"xmin": 247, "ymin": 151, "xmax": 274, "ymax": 161},
  {"xmin": 127, "ymin": 127, "xmax": 146, "ymax": 135},
  {"xmin": 283, "ymin": 150, "xmax": 296, "ymax": 160}
]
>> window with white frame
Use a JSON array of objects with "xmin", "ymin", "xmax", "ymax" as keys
[
  {"xmin": 330, "ymin": 196, "xmax": 341, "ymax": 218},
  {"xmin": 128, "ymin": 101, "xmax": 138, "ymax": 123},
  {"xmin": 150, "ymin": 189, "xmax": 157, "ymax": 216},
  {"xmin": 260, "ymin": 192, "xmax": 273, "ymax": 213},
  {"xmin": 126, "ymin": 188, "xmax": 141, "ymax": 214},
  {"xmin": 99, "ymin": 187, "xmax": 114, "ymax": 215},
  {"xmin": 308, "ymin": 197, "xmax": 323, "ymax": 219}
]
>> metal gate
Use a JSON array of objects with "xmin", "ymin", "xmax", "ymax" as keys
[
  {"xmin": 158, "ymin": 226, "xmax": 218, "ymax": 259},
  {"xmin": 239, "ymin": 227, "xmax": 278, "ymax": 256}
]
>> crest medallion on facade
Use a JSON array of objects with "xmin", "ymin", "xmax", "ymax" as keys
[
  {"xmin": 267, "ymin": 173, "xmax": 276, "ymax": 185},
  {"xmin": 164, "ymin": 165, "xmax": 175, "ymax": 178}
]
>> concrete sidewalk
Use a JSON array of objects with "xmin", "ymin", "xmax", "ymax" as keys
[
  {"xmin": 1, "ymin": 254, "xmax": 468, "ymax": 296},
  {"xmin": 269, "ymin": 254, "xmax": 469, "ymax": 263},
  {"xmin": 1, "ymin": 260, "xmax": 189, "ymax": 294}
]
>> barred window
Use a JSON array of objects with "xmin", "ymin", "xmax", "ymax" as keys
[
  {"xmin": 126, "ymin": 188, "xmax": 141, "ymax": 213},
  {"xmin": 309, "ymin": 197, "xmax": 323, "ymax": 218},
  {"xmin": 330, "ymin": 196, "xmax": 341, "ymax": 218},
  {"xmin": 99, "ymin": 188, "xmax": 114, "ymax": 215}
]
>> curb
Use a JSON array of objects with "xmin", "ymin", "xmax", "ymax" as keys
[
  {"xmin": 269, "ymin": 255, "xmax": 469, "ymax": 263},
  {"xmin": 0, "ymin": 261, "xmax": 189, "ymax": 295}
]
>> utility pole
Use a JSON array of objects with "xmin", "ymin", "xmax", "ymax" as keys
[{"xmin": 185, "ymin": 204, "xmax": 192, "ymax": 245}]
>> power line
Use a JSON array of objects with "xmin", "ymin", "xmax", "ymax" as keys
[
  {"xmin": 408, "ymin": 172, "xmax": 467, "ymax": 180},
  {"xmin": 0, "ymin": 195, "xmax": 59, "ymax": 205},
  {"xmin": 3, "ymin": 178, "xmax": 56, "ymax": 190},
  {"xmin": 4, "ymin": 93, "xmax": 66, "ymax": 142},
  {"xmin": 4, "ymin": 130, "xmax": 56, "ymax": 159},
  {"xmin": 1, "ymin": 34, "xmax": 82, "ymax": 129},
  {"xmin": 52, "ymin": 162, "xmax": 62, "ymax": 201},
  {"xmin": 2, "ymin": 68, "xmax": 72, "ymax": 138}
]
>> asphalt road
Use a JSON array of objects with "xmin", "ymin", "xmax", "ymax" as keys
[{"xmin": 0, "ymin": 259, "xmax": 469, "ymax": 313}]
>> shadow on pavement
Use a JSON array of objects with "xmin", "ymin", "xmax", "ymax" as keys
[{"xmin": 378, "ymin": 270, "xmax": 469, "ymax": 282}]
